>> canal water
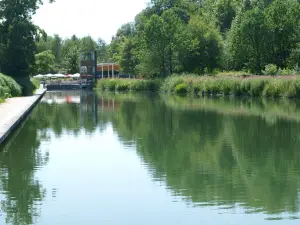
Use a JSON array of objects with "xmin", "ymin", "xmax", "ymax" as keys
[{"xmin": 0, "ymin": 91, "xmax": 300, "ymax": 225}]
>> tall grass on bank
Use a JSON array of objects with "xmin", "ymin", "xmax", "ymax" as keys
[
  {"xmin": 96, "ymin": 75, "xmax": 300, "ymax": 99},
  {"xmin": 0, "ymin": 73, "xmax": 22, "ymax": 102},
  {"xmin": 161, "ymin": 75, "xmax": 300, "ymax": 98},
  {"xmin": 96, "ymin": 79, "xmax": 161, "ymax": 92}
]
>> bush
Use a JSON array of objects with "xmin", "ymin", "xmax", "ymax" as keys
[
  {"xmin": 116, "ymin": 83, "xmax": 130, "ymax": 92},
  {"xmin": 277, "ymin": 68, "xmax": 296, "ymax": 76},
  {"xmin": 263, "ymin": 64, "xmax": 278, "ymax": 76},
  {"xmin": 0, "ymin": 73, "xmax": 22, "ymax": 100},
  {"xmin": 175, "ymin": 83, "xmax": 188, "ymax": 94},
  {"xmin": 160, "ymin": 76, "xmax": 184, "ymax": 93}
]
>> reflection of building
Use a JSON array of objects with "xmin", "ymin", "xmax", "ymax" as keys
[
  {"xmin": 79, "ymin": 91, "xmax": 120, "ymax": 126},
  {"xmin": 80, "ymin": 92, "xmax": 120, "ymax": 110},
  {"xmin": 42, "ymin": 91, "xmax": 121, "ymax": 127},
  {"xmin": 42, "ymin": 91, "xmax": 120, "ymax": 110}
]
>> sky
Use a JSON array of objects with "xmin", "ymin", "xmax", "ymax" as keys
[{"xmin": 32, "ymin": 0, "xmax": 148, "ymax": 43}]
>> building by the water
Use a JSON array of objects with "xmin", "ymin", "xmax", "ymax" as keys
[{"xmin": 96, "ymin": 63, "xmax": 120, "ymax": 79}]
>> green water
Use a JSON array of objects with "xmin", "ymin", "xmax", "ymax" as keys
[{"xmin": 0, "ymin": 91, "xmax": 300, "ymax": 225}]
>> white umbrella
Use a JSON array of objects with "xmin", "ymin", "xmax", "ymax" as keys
[
  {"xmin": 33, "ymin": 74, "xmax": 44, "ymax": 78},
  {"xmin": 71, "ymin": 73, "xmax": 80, "ymax": 78},
  {"xmin": 54, "ymin": 74, "xmax": 66, "ymax": 78},
  {"xmin": 45, "ymin": 74, "xmax": 53, "ymax": 78}
]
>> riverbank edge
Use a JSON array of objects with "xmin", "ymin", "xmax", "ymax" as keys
[
  {"xmin": 96, "ymin": 76, "xmax": 300, "ymax": 99},
  {"xmin": 0, "ymin": 89, "xmax": 46, "ymax": 145}
]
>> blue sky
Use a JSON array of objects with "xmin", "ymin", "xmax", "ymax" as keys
[{"xmin": 32, "ymin": 0, "xmax": 148, "ymax": 43}]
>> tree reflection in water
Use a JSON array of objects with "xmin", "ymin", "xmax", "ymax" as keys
[
  {"xmin": 0, "ymin": 114, "xmax": 48, "ymax": 225},
  {"xmin": 1, "ymin": 91, "xmax": 300, "ymax": 224}
]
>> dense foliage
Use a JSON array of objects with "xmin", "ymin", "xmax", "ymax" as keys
[
  {"xmin": 2, "ymin": 0, "xmax": 300, "ymax": 81},
  {"xmin": 34, "ymin": 35, "xmax": 109, "ymax": 74},
  {"xmin": 0, "ymin": 0, "xmax": 52, "ymax": 97},
  {"xmin": 32, "ymin": 35, "xmax": 109, "ymax": 74},
  {"xmin": 108, "ymin": 0, "xmax": 300, "ymax": 76},
  {"xmin": 0, "ymin": 0, "xmax": 55, "ymax": 77}
]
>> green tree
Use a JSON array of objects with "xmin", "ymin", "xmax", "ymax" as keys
[
  {"xmin": 227, "ymin": 7, "xmax": 269, "ymax": 73},
  {"xmin": 0, "ymin": 0, "xmax": 54, "ymax": 77},
  {"xmin": 215, "ymin": 0, "xmax": 237, "ymax": 32},
  {"xmin": 64, "ymin": 46, "xmax": 79, "ymax": 74},
  {"xmin": 119, "ymin": 38, "xmax": 137, "ymax": 74},
  {"xmin": 105, "ymin": 0, "xmax": 300, "ymax": 76},
  {"xmin": 80, "ymin": 35, "xmax": 97, "ymax": 52},
  {"xmin": 96, "ymin": 38, "xmax": 108, "ymax": 63},
  {"xmin": 34, "ymin": 50, "xmax": 56, "ymax": 74},
  {"xmin": 178, "ymin": 15, "xmax": 222, "ymax": 73},
  {"xmin": 0, "ymin": 20, "xmax": 37, "ymax": 77},
  {"xmin": 51, "ymin": 34, "xmax": 62, "ymax": 64},
  {"xmin": 144, "ymin": 14, "xmax": 169, "ymax": 76},
  {"xmin": 264, "ymin": 0, "xmax": 300, "ymax": 68}
]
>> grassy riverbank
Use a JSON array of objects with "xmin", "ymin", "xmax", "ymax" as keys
[
  {"xmin": 0, "ymin": 73, "xmax": 40, "ymax": 102},
  {"xmin": 161, "ymin": 75, "xmax": 300, "ymax": 98},
  {"xmin": 96, "ymin": 74, "xmax": 300, "ymax": 98},
  {"xmin": 96, "ymin": 78, "xmax": 161, "ymax": 92}
]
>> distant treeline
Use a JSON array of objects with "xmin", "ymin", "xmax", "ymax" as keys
[
  {"xmin": 2, "ymin": 0, "xmax": 300, "ymax": 79},
  {"xmin": 108, "ymin": 0, "xmax": 300, "ymax": 77}
]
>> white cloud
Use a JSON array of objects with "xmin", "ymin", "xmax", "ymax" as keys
[{"xmin": 32, "ymin": 0, "xmax": 147, "ymax": 43}]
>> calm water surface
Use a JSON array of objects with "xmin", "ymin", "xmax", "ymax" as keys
[{"xmin": 0, "ymin": 91, "xmax": 300, "ymax": 224}]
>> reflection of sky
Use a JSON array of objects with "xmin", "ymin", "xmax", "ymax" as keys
[{"xmin": 24, "ymin": 124, "xmax": 298, "ymax": 225}]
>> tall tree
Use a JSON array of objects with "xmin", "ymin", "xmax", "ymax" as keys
[
  {"xmin": 34, "ymin": 50, "xmax": 56, "ymax": 74},
  {"xmin": 51, "ymin": 34, "xmax": 62, "ymax": 64},
  {"xmin": 227, "ymin": 7, "xmax": 270, "ymax": 73},
  {"xmin": 96, "ymin": 38, "xmax": 108, "ymax": 63},
  {"xmin": 0, "ymin": 0, "xmax": 54, "ymax": 77},
  {"xmin": 119, "ymin": 38, "xmax": 137, "ymax": 74},
  {"xmin": 264, "ymin": 0, "xmax": 300, "ymax": 68}
]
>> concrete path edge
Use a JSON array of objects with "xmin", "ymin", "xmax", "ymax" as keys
[{"xmin": 0, "ymin": 89, "xmax": 46, "ymax": 145}]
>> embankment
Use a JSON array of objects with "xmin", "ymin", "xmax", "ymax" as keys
[{"xmin": 0, "ymin": 88, "xmax": 46, "ymax": 145}]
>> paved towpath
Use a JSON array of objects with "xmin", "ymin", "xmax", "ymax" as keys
[{"xmin": 0, "ymin": 88, "xmax": 46, "ymax": 145}]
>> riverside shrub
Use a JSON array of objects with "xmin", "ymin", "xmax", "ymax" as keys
[
  {"xmin": 0, "ymin": 73, "xmax": 22, "ymax": 101},
  {"xmin": 96, "ymin": 79, "xmax": 160, "ymax": 92}
]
